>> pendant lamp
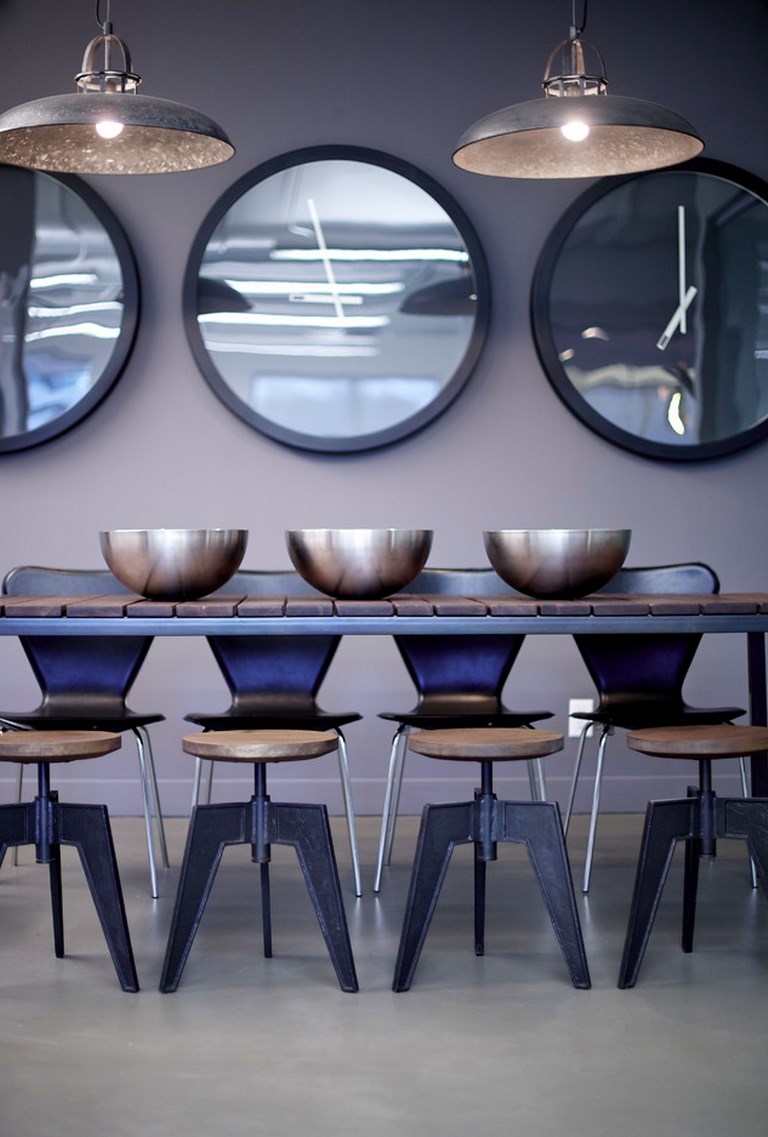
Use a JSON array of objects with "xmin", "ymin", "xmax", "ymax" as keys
[
  {"xmin": 453, "ymin": 2, "xmax": 702, "ymax": 179},
  {"xmin": 0, "ymin": 1, "xmax": 234, "ymax": 175}
]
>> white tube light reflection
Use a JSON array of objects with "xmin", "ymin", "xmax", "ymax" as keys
[
  {"xmin": 271, "ymin": 248, "xmax": 469, "ymax": 263},
  {"xmin": 199, "ymin": 311, "xmax": 390, "ymax": 329},
  {"xmin": 30, "ymin": 273, "xmax": 100, "ymax": 288},
  {"xmin": 226, "ymin": 279, "xmax": 404, "ymax": 297},
  {"xmin": 25, "ymin": 323, "xmax": 120, "ymax": 342}
]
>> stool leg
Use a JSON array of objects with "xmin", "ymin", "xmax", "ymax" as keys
[
  {"xmin": 57, "ymin": 802, "xmax": 139, "ymax": 993},
  {"xmin": 474, "ymin": 844, "xmax": 487, "ymax": 956},
  {"xmin": 720, "ymin": 797, "xmax": 768, "ymax": 894},
  {"xmin": 260, "ymin": 862, "xmax": 273, "ymax": 957},
  {"xmin": 0, "ymin": 800, "xmax": 33, "ymax": 865},
  {"xmin": 160, "ymin": 802, "xmax": 248, "ymax": 992},
  {"xmin": 618, "ymin": 797, "xmax": 695, "ymax": 989},
  {"xmin": 393, "ymin": 801, "xmax": 473, "ymax": 992},
  {"xmin": 681, "ymin": 787, "xmax": 701, "ymax": 954},
  {"xmin": 271, "ymin": 801, "xmax": 358, "ymax": 993},
  {"xmin": 500, "ymin": 800, "xmax": 591, "ymax": 989}
]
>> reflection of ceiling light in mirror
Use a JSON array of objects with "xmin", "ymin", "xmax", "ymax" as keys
[
  {"xmin": 204, "ymin": 342, "xmax": 379, "ymax": 358},
  {"xmin": 198, "ymin": 311, "xmax": 389, "ymax": 329},
  {"xmin": 271, "ymin": 248, "xmax": 469, "ymax": 263},
  {"xmin": 25, "ymin": 323, "xmax": 120, "ymax": 341},
  {"xmin": 226, "ymin": 279, "xmax": 405, "ymax": 297},
  {"xmin": 31, "ymin": 273, "xmax": 99, "ymax": 288},
  {"xmin": 581, "ymin": 326, "xmax": 609, "ymax": 340},
  {"xmin": 28, "ymin": 302, "xmax": 123, "ymax": 317}
]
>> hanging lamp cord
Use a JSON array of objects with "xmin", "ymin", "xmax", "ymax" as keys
[
  {"xmin": 96, "ymin": 0, "xmax": 112, "ymax": 34},
  {"xmin": 570, "ymin": 0, "xmax": 588, "ymax": 39}
]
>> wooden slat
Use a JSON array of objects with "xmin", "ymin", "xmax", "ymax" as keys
[
  {"xmin": 236, "ymin": 596, "xmax": 286, "ymax": 618},
  {"xmin": 430, "ymin": 596, "xmax": 489, "ymax": 616},
  {"xmin": 176, "ymin": 597, "xmax": 241, "ymax": 618},
  {"xmin": 333, "ymin": 599, "xmax": 396, "ymax": 617},
  {"xmin": 486, "ymin": 597, "xmax": 541, "ymax": 616},
  {"xmin": 539, "ymin": 599, "xmax": 593, "ymax": 616},
  {"xmin": 65, "ymin": 595, "xmax": 138, "ymax": 617},
  {"xmin": 126, "ymin": 599, "xmax": 176, "ymax": 618},
  {"xmin": 3, "ymin": 595, "xmax": 70, "ymax": 617},
  {"xmin": 701, "ymin": 595, "xmax": 760, "ymax": 614},
  {"xmin": 390, "ymin": 596, "xmax": 436, "ymax": 617},
  {"xmin": 646, "ymin": 596, "xmax": 704, "ymax": 615},
  {"xmin": 589, "ymin": 596, "xmax": 651, "ymax": 616},
  {"xmin": 285, "ymin": 596, "xmax": 335, "ymax": 617}
]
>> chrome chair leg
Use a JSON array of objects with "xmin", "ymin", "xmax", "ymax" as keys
[
  {"xmin": 190, "ymin": 756, "xmax": 214, "ymax": 808},
  {"xmin": 527, "ymin": 758, "xmax": 548, "ymax": 801},
  {"xmin": 374, "ymin": 724, "xmax": 409, "ymax": 893},
  {"xmin": 564, "ymin": 720, "xmax": 592, "ymax": 835},
  {"xmin": 582, "ymin": 725, "xmax": 612, "ymax": 893},
  {"xmin": 132, "ymin": 726, "xmax": 169, "ymax": 899},
  {"xmin": 738, "ymin": 755, "xmax": 759, "ymax": 888},
  {"xmin": 335, "ymin": 729, "xmax": 362, "ymax": 897}
]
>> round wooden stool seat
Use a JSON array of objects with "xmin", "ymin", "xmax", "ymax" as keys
[
  {"xmin": 182, "ymin": 729, "xmax": 339, "ymax": 764},
  {"xmin": 0, "ymin": 730, "xmax": 121, "ymax": 763},
  {"xmin": 627, "ymin": 723, "xmax": 768, "ymax": 759},
  {"xmin": 407, "ymin": 727, "xmax": 564, "ymax": 761}
]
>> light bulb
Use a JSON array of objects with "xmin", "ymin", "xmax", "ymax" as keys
[
  {"xmin": 95, "ymin": 119, "xmax": 124, "ymax": 140},
  {"xmin": 560, "ymin": 120, "xmax": 590, "ymax": 142}
]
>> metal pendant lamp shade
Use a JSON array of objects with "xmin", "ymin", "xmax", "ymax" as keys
[
  {"xmin": 453, "ymin": 13, "xmax": 703, "ymax": 179},
  {"xmin": 0, "ymin": 10, "xmax": 234, "ymax": 175}
]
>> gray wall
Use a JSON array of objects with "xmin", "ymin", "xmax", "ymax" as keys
[{"xmin": 0, "ymin": 0, "xmax": 765, "ymax": 816}]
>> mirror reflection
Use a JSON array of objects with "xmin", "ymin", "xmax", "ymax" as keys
[
  {"xmin": 0, "ymin": 165, "xmax": 137, "ymax": 451},
  {"xmin": 533, "ymin": 162, "xmax": 768, "ymax": 460},
  {"xmin": 186, "ymin": 147, "xmax": 488, "ymax": 451}
]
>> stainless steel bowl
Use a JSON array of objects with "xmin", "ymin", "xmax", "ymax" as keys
[
  {"xmin": 285, "ymin": 528, "xmax": 433, "ymax": 599},
  {"xmin": 483, "ymin": 528, "xmax": 631, "ymax": 599},
  {"xmin": 99, "ymin": 529, "xmax": 248, "ymax": 601}
]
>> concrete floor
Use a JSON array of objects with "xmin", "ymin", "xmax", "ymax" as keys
[{"xmin": 1, "ymin": 812, "xmax": 767, "ymax": 1137}]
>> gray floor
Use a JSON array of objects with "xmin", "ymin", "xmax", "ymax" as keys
[{"xmin": 1, "ymin": 811, "xmax": 767, "ymax": 1137}]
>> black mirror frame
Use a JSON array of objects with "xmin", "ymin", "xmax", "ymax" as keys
[
  {"xmin": 0, "ymin": 166, "xmax": 139, "ymax": 454},
  {"xmin": 183, "ymin": 145, "xmax": 490, "ymax": 453},
  {"xmin": 530, "ymin": 158, "xmax": 768, "ymax": 462}
]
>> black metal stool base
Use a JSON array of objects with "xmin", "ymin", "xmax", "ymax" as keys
[
  {"xmin": 393, "ymin": 791, "xmax": 591, "ymax": 991},
  {"xmin": 159, "ymin": 795, "xmax": 358, "ymax": 993},
  {"xmin": 618, "ymin": 788, "xmax": 768, "ymax": 988},
  {"xmin": 0, "ymin": 794, "xmax": 139, "ymax": 992}
]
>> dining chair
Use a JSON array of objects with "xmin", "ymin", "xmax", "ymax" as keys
[
  {"xmin": 563, "ymin": 562, "xmax": 748, "ymax": 893},
  {"xmin": 183, "ymin": 569, "xmax": 363, "ymax": 897},
  {"xmin": 0, "ymin": 565, "xmax": 168, "ymax": 898},
  {"xmin": 374, "ymin": 567, "xmax": 555, "ymax": 892}
]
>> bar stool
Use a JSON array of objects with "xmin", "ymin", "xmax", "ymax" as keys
[
  {"xmin": 160, "ymin": 730, "xmax": 358, "ymax": 993},
  {"xmin": 0, "ymin": 730, "xmax": 138, "ymax": 992},
  {"xmin": 392, "ymin": 728, "xmax": 590, "ymax": 991},
  {"xmin": 619, "ymin": 724, "xmax": 768, "ymax": 989}
]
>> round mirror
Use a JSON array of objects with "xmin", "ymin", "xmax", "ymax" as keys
[
  {"xmin": 184, "ymin": 146, "xmax": 489, "ymax": 452},
  {"xmin": 0, "ymin": 164, "xmax": 138, "ymax": 452},
  {"xmin": 531, "ymin": 159, "xmax": 768, "ymax": 461}
]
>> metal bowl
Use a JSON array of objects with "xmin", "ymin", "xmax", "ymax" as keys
[
  {"xmin": 285, "ymin": 528, "xmax": 433, "ymax": 599},
  {"xmin": 99, "ymin": 529, "xmax": 249, "ymax": 601},
  {"xmin": 483, "ymin": 528, "xmax": 631, "ymax": 599}
]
